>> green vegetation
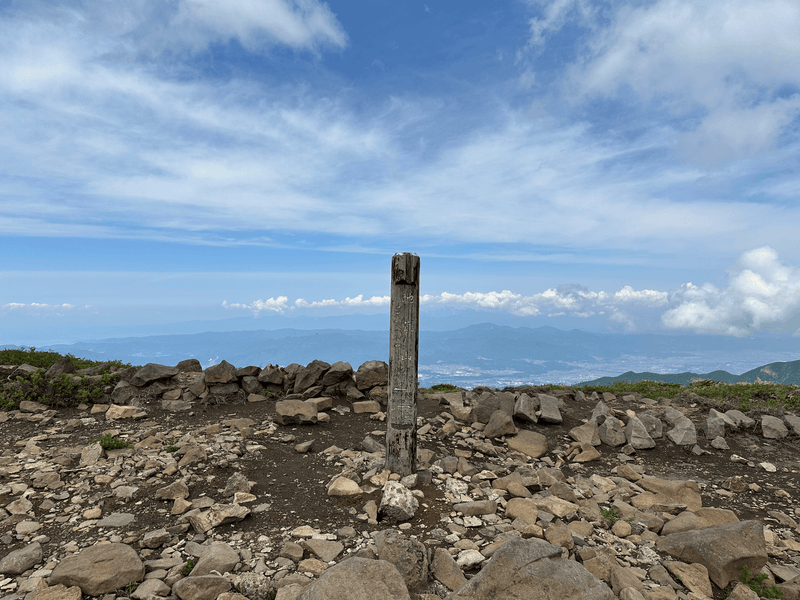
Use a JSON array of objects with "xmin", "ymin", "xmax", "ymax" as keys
[
  {"xmin": 265, "ymin": 590, "xmax": 277, "ymax": 600},
  {"xmin": 0, "ymin": 346, "xmax": 131, "ymax": 371},
  {"xmin": 0, "ymin": 367, "xmax": 123, "ymax": 411},
  {"xmin": 578, "ymin": 379, "xmax": 800, "ymax": 413},
  {"xmin": 122, "ymin": 582, "xmax": 140, "ymax": 594},
  {"xmin": 739, "ymin": 565, "xmax": 783, "ymax": 598},
  {"xmin": 423, "ymin": 383, "xmax": 460, "ymax": 394},
  {"xmin": 600, "ymin": 506, "xmax": 624, "ymax": 526},
  {"xmin": 182, "ymin": 559, "xmax": 195, "ymax": 576},
  {"xmin": 89, "ymin": 434, "xmax": 132, "ymax": 450}
]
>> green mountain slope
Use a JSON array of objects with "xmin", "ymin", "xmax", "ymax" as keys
[{"xmin": 580, "ymin": 359, "xmax": 800, "ymax": 386}]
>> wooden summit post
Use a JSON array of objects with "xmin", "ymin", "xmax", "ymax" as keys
[{"xmin": 386, "ymin": 253, "xmax": 420, "ymax": 476}]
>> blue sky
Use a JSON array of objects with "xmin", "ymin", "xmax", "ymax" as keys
[{"xmin": 2, "ymin": 0, "xmax": 800, "ymax": 343}]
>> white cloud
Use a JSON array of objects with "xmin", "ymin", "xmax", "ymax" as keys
[
  {"xmin": 422, "ymin": 285, "xmax": 668, "ymax": 319},
  {"xmin": 559, "ymin": 0, "xmax": 800, "ymax": 163},
  {"xmin": 173, "ymin": 0, "xmax": 347, "ymax": 53},
  {"xmin": 662, "ymin": 246, "xmax": 800, "ymax": 336},
  {"xmin": 0, "ymin": 302, "xmax": 82, "ymax": 315},
  {"xmin": 295, "ymin": 295, "xmax": 390, "ymax": 309},
  {"xmin": 222, "ymin": 297, "xmax": 290, "ymax": 314}
]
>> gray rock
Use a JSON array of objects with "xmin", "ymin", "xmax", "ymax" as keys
[
  {"xmin": 761, "ymin": 415, "xmax": 789, "ymax": 439},
  {"xmin": 156, "ymin": 480, "xmax": 190, "ymax": 500},
  {"xmin": 666, "ymin": 417, "xmax": 697, "ymax": 446},
  {"xmin": 45, "ymin": 356, "xmax": 75, "ymax": 378},
  {"xmin": 141, "ymin": 528, "xmax": 171, "ymax": 549},
  {"xmin": 303, "ymin": 539, "xmax": 344, "ymax": 563},
  {"xmin": 257, "ymin": 364, "xmax": 285, "ymax": 386},
  {"xmin": 49, "ymin": 543, "xmax": 145, "ymax": 596},
  {"xmin": 111, "ymin": 380, "xmax": 138, "ymax": 405},
  {"xmin": 706, "ymin": 409, "xmax": 728, "ymax": 439},
  {"xmin": 96, "ymin": 512, "xmax": 136, "ymax": 528},
  {"xmin": 224, "ymin": 473, "xmax": 252, "ymax": 496},
  {"xmin": 131, "ymin": 578, "xmax": 171, "ymax": 599},
  {"xmin": 506, "ymin": 429, "xmax": 548, "ymax": 459},
  {"xmin": 192, "ymin": 541, "xmax": 240, "ymax": 577},
  {"xmin": 598, "ymin": 416, "xmax": 626, "ymax": 447},
  {"xmin": 447, "ymin": 537, "xmax": 613, "ymax": 600},
  {"xmin": 188, "ymin": 504, "xmax": 251, "ymax": 534},
  {"xmin": 131, "ymin": 363, "xmax": 179, "ymax": 386},
  {"xmin": 483, "ymin": 410, "xmax": 516, "ymax": 438},
  {"xmin": 432, "ymin": 547, "xmax": 468, "ymax": 591},
  {"xmin": 172, "ymin": 574, "xmax": 232, "ymax": 600},
  {"xmin": 452, "ymin": 500, "xmax": 497, "ymax": 516},
  {"xmin": 537, "ymin": 394, "xmax": 562, "ymax": 424},
  {"xmin": 638, "ymin": 411, "xmax": 663, "ymax": 439},
  {"xmin": 725, "ymin": 409, "xmax": 755, "ymax": 428},
  {"xmin": 175, "ymin": 358, "xmax": 203, "ymax": 372},
  {"xmin": 569, "ymin": 421, "xmax": 600, "ymax": 446},
  {"xmin": 473, "ymin": 392, "xmax": 515, "ymax": 424},
  {"xmin": 355, "ymin": 361, "xmax": 388, "ymax": 391},
  {"xmin": 204, "ymin": 360, "xmax": 238, "ymax": 384},
  {"xmin": 320, "ymin": 361, "xmax": 353, "ymax": 387},
  {"xmin": 294, "ymin": 360, "xmax": 331, "ymax": 394},
  {"xmin": 785, "ymin": 413, "xmax": 800, "ymax": 436},
  {"xmin": 379, "ymin": 481, "xmax": 419, "ymax": 523},
  {"xmin": 30, "ymin": 584, "xmax": 82, "ymax": 600},
  {"xmin": 297, "ymin": 557, "xmax": 410, "ymax": 600},
  {"xmin": 0, "ymin": 542, "xmax": 42, "ymax": 575},
  {"xmin": 590, "ymin": 401, "xmax": 612, "ymax": 422},
  {"xmin": 373, "ymin": 529, "xmax": 429, "ymax": 592},
  {"xmin": 625, "ymin": 416, "xmax": 655, "ymax": 449},
  {"xmin": 655, "ymin": 520, "xmax": 767, "ymax": 588},
  {"xmin": 513, "ymin": 393, "xmax": 539, "ymax": 423},
  {"xmin": 275, "ymin": 400, "xmax": 318, "ymax": 426}
]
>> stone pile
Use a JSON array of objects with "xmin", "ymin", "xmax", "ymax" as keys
[{"xmin": 1, "ymin": 359, "xmax": 799, "ymax": 600}]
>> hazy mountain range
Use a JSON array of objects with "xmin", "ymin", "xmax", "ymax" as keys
[{"xmin": 5, "ymin": 322, "xmax": 800, "ymax": 388}]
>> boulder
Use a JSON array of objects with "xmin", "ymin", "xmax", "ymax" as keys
[
  {"xmin": 172, "ymin": 575, "xmax": 232, "ymax": 600},
  {"xmin": 569, "ymin": 421, "xmax": 600, "ymax": 446},
  {"xmin": 131, "ymin": 363, "xmax": 179, "ymax": 386},
  {"xmin": 761, "ymin": 415, "xmax": 789, "ymax": 439},
  {"xmin": 257, "ymin": 364, "xmax": 285, "ymax": 386},
  {"xmin": 666, "ymin": 417, "xmax": 697, "ymax": 446},
  {"xmin": 785, "ymin": 413, "xmax": 800, "ymax": 436},
  {"xmin": 0, "ymin": 542, "xmax": 42, "ymax": 575},
  {"xmin": 598, "ymin": 416, "xmax": 627, "ymax": 447},
  {"xmin": 355, "ymin": 361, "xmax": 388, "ymax": 390},
  {"xmin": 275, "ymin": 400, "xmax": 318, "ymax": 425},
  {"xmin": 321, "ymin": 361, "xmax": 353, "ymax": 387},
  {"xmin": 204, "ymin": 360, "xmax": 237, "ymax": 384},
  {"xmin": 431, "ymin": 548, "xmax": 468, "ymax": 591},
  {"xmin": 484, "ymin": 410, "xmax": 517, "ymax": 438},
  {"xmin": 625, "ymin": 416, "xmax": 655, "ymax": 449},
  {"xmin": 538, "ymin": 394, "xmax": 563, "ymax": 424},
  {"xmin": 297, "ymin": 557, "xmax": 410, "ymax": 600},
  {"xmin": 175, "ymin": 358, "xmax": 203, "ymax": 372},
  {"xmin": 294, "ymin": 360, "xmax": 331, "ymax": 394},
  {"xmin": 192, "ymin": 541, "xmax": 240, "ymax": 577},
  {"xmin": 447, "ymin": 537, "xmax": 613, "ymax": 600},
  {"xmin": 725, "ymin": 409, "xmax": 755, "ymax": 428},
  {"xmin": 379, "ymin": 481, "xmax": 419, "ymax": 523},
  {"xmin": 45, "ymin": 356, "xmax": 75, "ymax": 378},
  {"xmin": 473, "ymin": 392, "xmax": 515, "ymax": 423},
  {"xmin": 49, "ymin": 543, "xmax": 145, "ymax": 596},
  {"xmin": 638, "ymin": 477, "xmax": 702, "ymax": 512},
  {"xmin": 373, "ymin": 529, "xmax": 429, "ymax": 592},
  {"xmin": 655, "ymin": 520, "xmax": 767, "ymax": 588},
  {"xmin": 506, "ymin": 430, "xmax": 548, "ymax": 459},
  {"xmin": 513, "ymin": 393, "xmax": 539, "ymax": 423}
]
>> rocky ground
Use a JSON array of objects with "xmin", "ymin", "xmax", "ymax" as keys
[{"xmin": 1, "ymin": 358, "xmax": 800, "ymax": 600}]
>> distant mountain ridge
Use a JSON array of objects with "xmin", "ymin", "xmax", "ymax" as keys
[
  {"xmin": 580, "ymin": 359, "xmax": 800, "ymax": 386},
  {"xmin": 4, "ymin": 323, "xmax": 800, "ymax": 388}
]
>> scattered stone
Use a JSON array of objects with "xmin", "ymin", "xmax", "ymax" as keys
[{"xmin": 49, "ymin": 543, "xmax": 145, "ymax": 596}]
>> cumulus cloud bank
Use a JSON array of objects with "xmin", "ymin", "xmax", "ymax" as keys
[
  {"xmin": 662, "ymin": 246, "xmax": 800, "ymax": 336},
  {"xmin": 221, "ymin": 248, "xmax": 800, "ymax": 336}
]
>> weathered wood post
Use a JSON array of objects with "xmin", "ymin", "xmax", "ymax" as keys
[{"xmin": 386, "ymin": 253, "xmax": 420, "ymax": 475}]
